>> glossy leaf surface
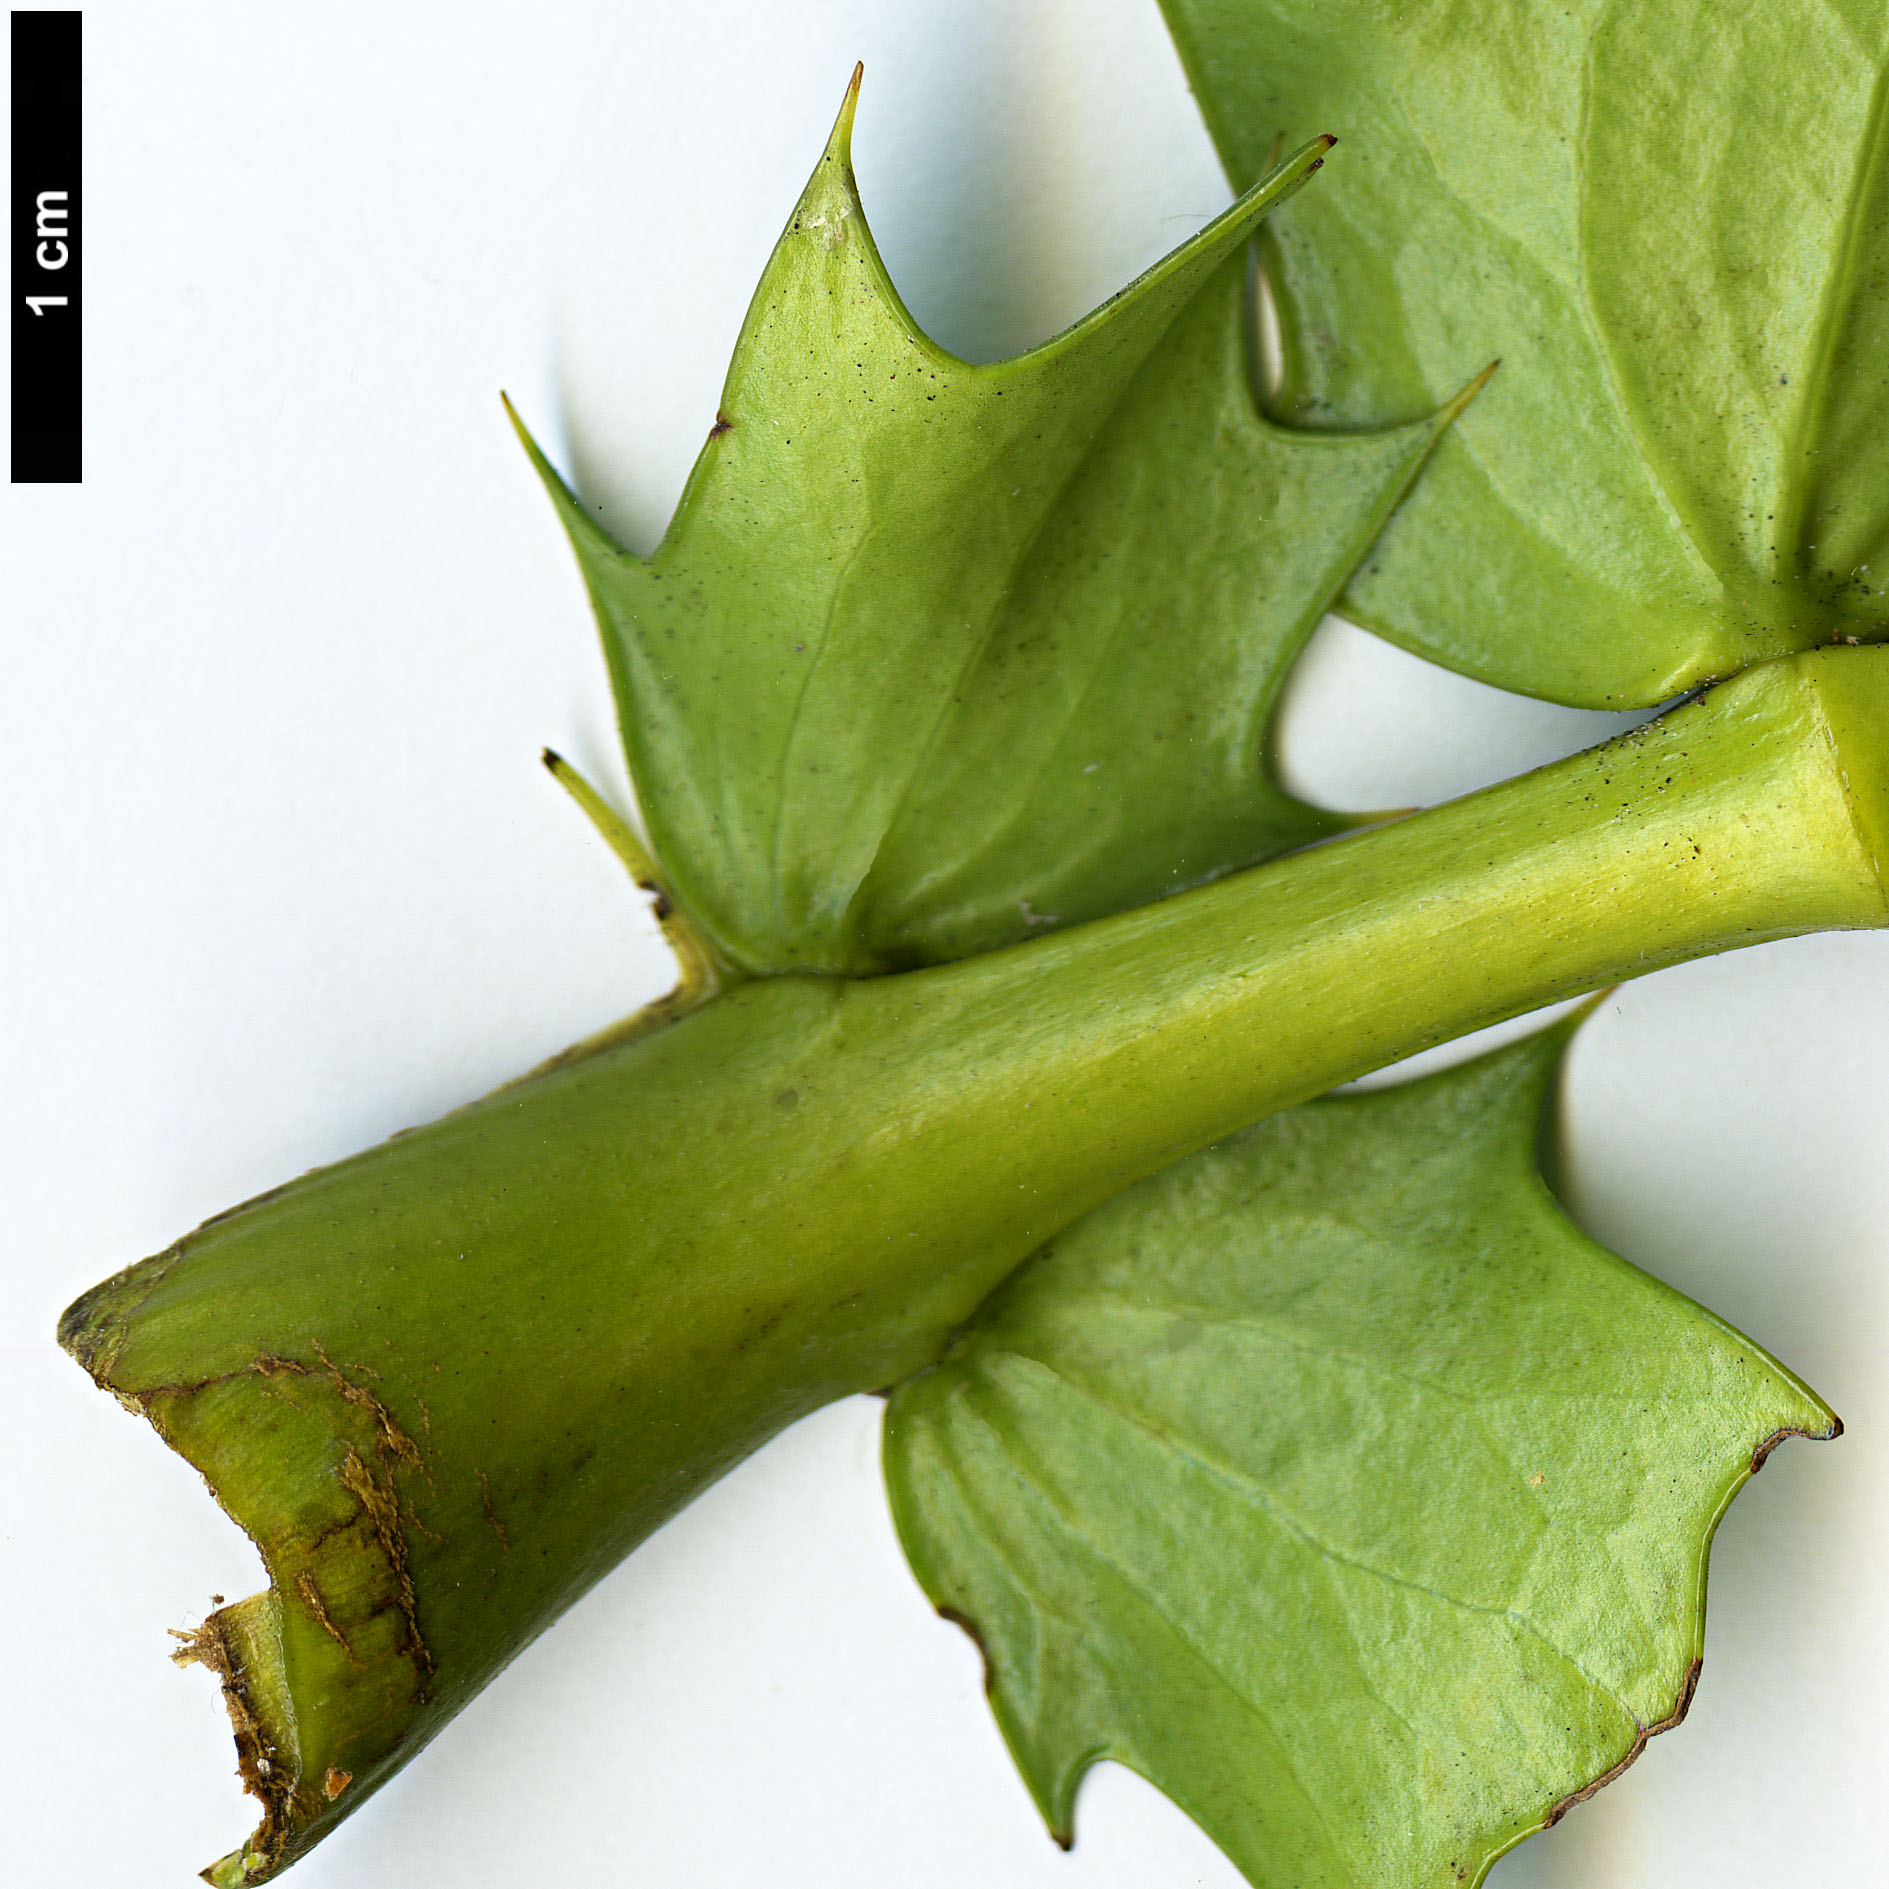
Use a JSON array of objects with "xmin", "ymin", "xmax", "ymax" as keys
[
  {"xmin": 885, "ymin": 1022, "xmax": 1836, "ymax": 1887},
  {"xmin": 1161, "ymin": 0, "xmax": 1889, "ymax": 707},
  {"xmin": 517, "ymin": 74, "xmax": 1467, "ymax": 973}
]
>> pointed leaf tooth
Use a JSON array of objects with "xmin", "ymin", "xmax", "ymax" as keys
[{"xmin": 501, "ymin": 390, "xmax": 633, "ymax": 572}]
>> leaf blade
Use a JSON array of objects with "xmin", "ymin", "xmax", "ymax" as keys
[
  {"xmin": 521, "ymin": 76, "xmax": 1465, "ymax": 970},
  {"xmin": 852, "ymin": 263, "xmax": 1476, "ymax": 963},
  {"xmin": 885, "ymin": 1022, "xmax": 1836, "ymax": 1888},
  {"xmin": 1161, "ymin": 0, "xmax": 1889, "ymax": 706}
]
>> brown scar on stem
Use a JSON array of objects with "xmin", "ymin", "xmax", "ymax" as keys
[
  {"xmin": 708, "ymin": 410, "xmax": 734, "ymax": 438},
  {"xmin": 130, "ymin": 1348, "xmax": 425, "ymax": 1476},
  {"xmin": 102, "ymin": 1350, "xmax": 436, "ymax": 1683},
  {"xmin": 339, "ymin": 1447, "xmax": 435, "ymax": 1681},
  {"xmin": 477, "ymin": 1469, "xmax": 510, "ymax": 1553},
  {"xmin": 169, "ymin": 1621, "xmax": 224, "ymax": 1669},
  {"xmin": 73, "ymin": 1317, "xmax": 440, "ymax": 1882},
  {"xmin": 321, "ymin": 1768, "xmax": 352, "ymax": 1801},
  {"xmin": 310, "ymin": 1344, "xmax": 381, "ymax": 1382},
  {"xmin": 1541, "ymin": 1656, "xmax": 1702, "ymax": 1829},
  {"xmin": 294, "ymin": 1572, "xmax": 358, "ymax": 1663},
  {"xmin": 170, "ymin": 1611, "xmax": 295, "ymax": 1876},
  {"xmin": 310, "ymin": 1340, "xmax": 424, "ymax": 1470}
]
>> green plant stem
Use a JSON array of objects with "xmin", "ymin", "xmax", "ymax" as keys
[{"xmin": 60, "ymin": 646, "xmax": 1889, "ymax": 1884}]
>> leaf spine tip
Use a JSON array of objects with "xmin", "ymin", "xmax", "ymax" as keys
[{"xmin": 826, "ymin": 60, "xmax": 864, "ymax": 158}]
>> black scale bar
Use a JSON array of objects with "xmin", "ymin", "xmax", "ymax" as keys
[{"xmin": 12, "ymin": 10, "xmax": 81, "ymax": 483}]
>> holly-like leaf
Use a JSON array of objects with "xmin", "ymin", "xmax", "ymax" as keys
[
  {"xmin": 514, "ymin": 71, "xmax": 1472, "ymax": 973},
  {"xmin": 884, "ymin": 1019, "xmax": 1837, "ymax": 1888},
  {"xmin": 1160, "ymin": 0, "xmax": 1889, "ymax": 708}
]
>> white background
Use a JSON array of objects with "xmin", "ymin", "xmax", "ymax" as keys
[{"xmin": 4, "ymin": 3, "xmax": 1886, "ymax": 1884}]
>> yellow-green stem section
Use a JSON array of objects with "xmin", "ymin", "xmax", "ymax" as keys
[{"xmin": 60, "ymin": 648, "xmax": 1889, "ymax": 1883}]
